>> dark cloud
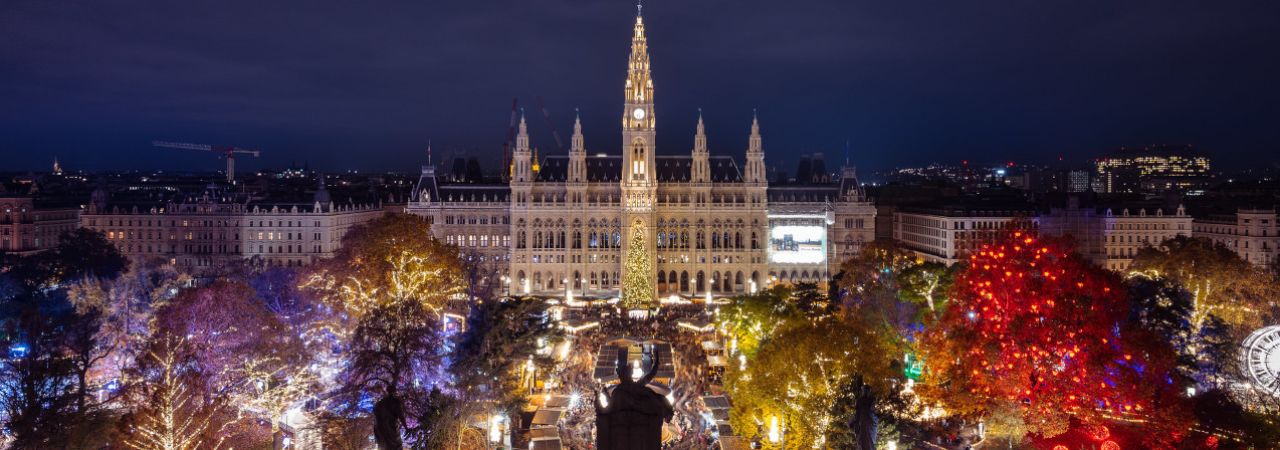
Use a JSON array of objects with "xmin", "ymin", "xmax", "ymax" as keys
[{"xmin": 2, "ymin": 0, "xmax": 1278, "ymax": 173}]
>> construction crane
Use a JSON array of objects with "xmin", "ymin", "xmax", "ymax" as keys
[
  {"xmin": 502, "ymin": 98, "xmax": 519, "ymax": 181},
  {"xmin": 152, "ymin": 140, "xmax": 261, "ymax": 183},
  {"xmin": 536, "ymin": 96, "xmax": 565, "ymax": 151}
]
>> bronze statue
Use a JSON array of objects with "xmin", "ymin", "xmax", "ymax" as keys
[{"xmin": 595, "ymin": 346, "xmax": 674, "ymax": 450}]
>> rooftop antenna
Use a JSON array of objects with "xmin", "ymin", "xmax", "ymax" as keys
[
  {"xmin": 637, "ymin": 0, "xmax": 642, "ymax": 16},
  {"xmin": 427, "ymin": 139, "xmax": 433, "ymax": 165}
]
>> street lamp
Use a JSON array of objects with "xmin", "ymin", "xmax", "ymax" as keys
[
  {"xmin": 767, "ymin": 415, "xmax": 783, "ymax": 446},
  {"xmin": 488, "ymin": 414, "xmax": 503, "ymax": 446}
]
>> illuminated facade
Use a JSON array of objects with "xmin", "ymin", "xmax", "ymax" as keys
[
  {"xmin": 1094, "ymin": 145, "xmax": 1211, "ymax": 194},
  {"xmin": 408, "ymin": 8, "xmax": 876, "ymax": 298},
  {"xmin": 1193, "ymin": 208, "xmax": 1279, "ymax": 268},
  {"xmin": 0, "ymin": 197, "xmax": 80, "ymax": 255},
  {"xmin": 81, "ymin": 188, "xmax": 388, "ymax": 269},
  {"xmin": 896, "ymin": 199, "xmax": 1192, "ymax": 271},
  {"xmin": 1038, "ymin": 199, "xmax": 1191, "ymax": 271},
  {"xmin": 893, "ymin": 206, "xmax": 1037, "ymax": 265}
]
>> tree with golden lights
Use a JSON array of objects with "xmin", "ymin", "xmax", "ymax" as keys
[
  {"xmin": 303, "ymin": 213, "xmax": 465, "ymax": 450},
  {"xmin": 621, "ymin": 220, "xmax": 656, "ymax": 308},
  {"xmin": 1131, "ymin": 236, "xmax": 1278, "ymax": 332},
  {"xmin": 725, "ymin": 317, "xmax": 904, "ymax": 450},
  {"xmin": 122, "ymin": 336, "xmax": 230, "ymax": 450}
]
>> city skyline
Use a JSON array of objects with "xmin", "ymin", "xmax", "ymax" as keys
[{"xmin": 4, "ymin": 0, "xmax": 1279, "ymax": 173}]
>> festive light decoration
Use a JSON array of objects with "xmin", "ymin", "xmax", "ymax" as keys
[
  {"xmin": 125, "ymin": 338, "xmax": 230, "ymax": 450},
  {"xmin": 1101, "ymin": 440, "xmax": 1121, "ymax": 450},
  {"xmin": 621, "ymin": 220, "xmax": 656, "ymax": 308},
  {"xmin": 1090, "ymin": 424, "xmax": 1111, "ymax": 441},
  {"xmin": 920, "ymin": 229, "xmax": 1186, "ymax": 442}
]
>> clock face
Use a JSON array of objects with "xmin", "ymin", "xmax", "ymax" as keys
[
  {"xmin": 632, "ymin": 107, "xmax": 646, "ymax": 120},
  {"xmin": 1242, "ymin": 325, "xmax": 1280, "ymax": 395}
]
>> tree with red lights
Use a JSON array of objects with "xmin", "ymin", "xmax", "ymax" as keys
[{"xmin": 919, "ymin": 228, "xmax": 1187, "ymax": 447}]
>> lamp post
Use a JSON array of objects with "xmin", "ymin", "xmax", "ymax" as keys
[
  {"xmin": 767, "ymin": 415, "xmax": 785, "ymax": 448},
  {"xmin": 488, "ymin": 414, "xmax": 504, "ymax": 449}
]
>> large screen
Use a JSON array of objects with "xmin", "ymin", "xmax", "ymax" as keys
[{"xmin": 768, "ymin": 225, "xmax": 826, "ymax": 264}]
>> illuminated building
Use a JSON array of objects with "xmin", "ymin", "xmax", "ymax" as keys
[
  {"xmin": 892, "ymin": 204, "xmax": 1037, "ymax": 264},
  {"xmin": 0, "ymin": 197, "xmax": 80, "ymax": 255},
  {"xmin": 80, "ymin": 180, "xmax": 388, "ymax": 269},
  {"xmin": 1193, "ymin": 208, "xmax": 1279, "ymax": 268},
  {"xmin": 1038, "ymin": 197, "xmax": 1191, "ymax": 271},
  {"xmin": 896, "ymin": 196, "xmax": 1192, "ymax": 271},
  {"xmin": 407, "ymin": 6, "xmax": 876, "ymax": 297},
  {"xmin": 1094, "ymin": 145, "xmax": 1211, "ymax": 194}
]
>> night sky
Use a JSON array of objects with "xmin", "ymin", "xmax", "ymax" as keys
[{"xmin": 3, "ymin": 0, "xmax": 1278, "ymax": 174}]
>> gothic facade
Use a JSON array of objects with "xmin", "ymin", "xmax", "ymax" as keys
[{"xmin": 408, "ymin": 9, "xmax": 875, "ymax": 299}]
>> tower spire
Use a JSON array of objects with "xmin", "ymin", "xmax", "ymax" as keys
[
  {"xmin": 745, "ymin": 111, "xmax": 765, "ymax": 183},
  {"xmin": 570, "ymin": 108, "xmax": 586, "ymax": 183},
  {"xmin": 513, "ymin": 109, "xmax": 532, "ymax": 182},
  {"xmin": 624, "ymin": 4, "xmax": 653, "ymax": 110},
  {"xmin": 571, "ymin": 108, "xmax": 584, "ymax": 154},
  {"xmin": 692, "ymin": 109, "xmax": 709, "ymax": 183}
]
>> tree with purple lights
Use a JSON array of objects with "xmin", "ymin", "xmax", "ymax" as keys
[{"xmin": 303, "ymin": 214, "xmax": 465, "ymax": 450}]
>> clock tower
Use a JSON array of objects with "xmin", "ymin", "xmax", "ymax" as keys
[{"xmin": 620, "ymin": 4, "xmax": 657, "ymax": 306}]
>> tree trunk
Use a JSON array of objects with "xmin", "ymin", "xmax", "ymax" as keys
[
  {"xmin": 272, "ymin": 420, "xmax": 284, "ymax": 450},
  {"xmin": 851, "ymin": 381, "xmax": 878, "ymax": 450},
  {"xmin": 374, "ymin": 393, "xmax": 405, "ymax": 450}
]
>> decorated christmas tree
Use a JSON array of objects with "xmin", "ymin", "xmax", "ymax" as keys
[{"xmin": 621, "ymin": 220, "xmax": 655, "ymax": 308}]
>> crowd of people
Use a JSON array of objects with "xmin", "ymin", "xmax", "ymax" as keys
[{"xmin": 543, "ymin": 303, "xmax": 729, "ymax": 449}]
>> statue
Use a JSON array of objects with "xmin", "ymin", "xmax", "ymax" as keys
[{"xmin": 595, "ymin": 346, "xmax": 674, "ymax": 450}]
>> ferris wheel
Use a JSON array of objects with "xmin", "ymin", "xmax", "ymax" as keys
[{"xmin": 1241, "ymin": 325, "xmax": 1280, "ymax": 395}]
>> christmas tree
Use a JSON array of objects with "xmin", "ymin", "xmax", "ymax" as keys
[{"xmin": 621, "ymin": 220, "xmax": 655, "ymax": 308}]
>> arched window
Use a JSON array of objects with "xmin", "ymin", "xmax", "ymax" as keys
[{"xmin": 631, "ymin": 138, "xmax": 647, "ymax": 181}]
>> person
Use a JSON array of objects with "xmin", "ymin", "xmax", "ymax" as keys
[{"xmin": 596, "ymin": 347, "xmax": 674, "ymax": 450}]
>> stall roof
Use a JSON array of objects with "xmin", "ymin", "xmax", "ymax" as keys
[
  {"xmin": 531, "ymin": 408, "xmax": 565, "ymax": 426},
  {"xmin": 528, "ymin": 427, "xmax": 559, "ymax": 439},
  {"xmin": 529, "ymin": 437, "xmax": 563, "ymax": 450},
  {"xmin": 544, "ymin": 395, "xmax": 572, "ymax": 409},
  {"xmin": 719, "ymin": 436, "xmax": 750, "ymax": 450},
  {"xmin": 703, "ymin": 395, "xmax": 732, "ymax": 410}
]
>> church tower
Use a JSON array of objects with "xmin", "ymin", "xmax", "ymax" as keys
[
  {"xmin": 691, "ymin": 110, "xmax": 709, "ymax": 183},
  {"xmin": 512, "ymin": 112, "xmax": 533, "ymax": 183},
  {"xmin": 568, "ymin": 110, "xmax": 586, "ymax": 183},
  {"xmin": 620, "ymin": 4, "xmax": 657, "ymax": 307},
  {"xmin": 744, "ymin": 112, "xmax": 766, "ymax": 185}
]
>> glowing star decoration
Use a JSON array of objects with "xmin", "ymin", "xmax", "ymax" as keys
[{"xmin": 1241, "ymin": 325, "xmax": 1280, "ymax": 395}]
